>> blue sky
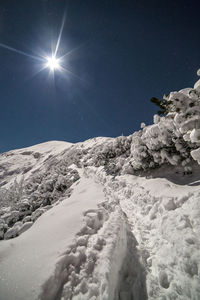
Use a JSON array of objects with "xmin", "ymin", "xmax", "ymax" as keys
[{"xmin": 0, "ymin": 0, "xmax": 199, "ymax": 152}]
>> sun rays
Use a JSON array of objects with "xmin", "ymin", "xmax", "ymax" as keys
[
  {"xmin": 45, "ymin": 56, "xmax": 61, "ymax": 71},
  {"xmin": 0, "ymin": 12, "xmax": 80, "ymax": 80}
]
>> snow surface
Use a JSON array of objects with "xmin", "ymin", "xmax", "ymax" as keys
[
  {"xmin": 0, "ymin": 141, "xmax": 72, "ymax": 188},
  {"xmin": 0, "ymin": 136, "xmax": 200, "ymax": 300},
  {"xmin": 91, "ymin": 166, "xmax": 200, "ymax": 300},
  {"xmin": 1, "ymin": 73, "xmax": 200, "ymax": 300},
  {"xmin": 0, "ymin": 175, "xmax": 105, "ymax": 300}
]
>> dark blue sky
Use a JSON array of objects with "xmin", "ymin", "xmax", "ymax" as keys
[{"xmin": 0, "ymin": 0, "xmax": 199, "ymax": 152}]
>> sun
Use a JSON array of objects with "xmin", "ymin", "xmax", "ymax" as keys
[
  {"xmin": 45, "ymin": 56, "xmax": 61, "ymax": 71},
  {"xmin": 0, "ymin": 12, "xmax": 82, "ymax": 79}
]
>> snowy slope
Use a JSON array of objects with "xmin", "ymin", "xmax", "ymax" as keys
[
  {"xmin": 87, "ymin": 165, "xmax": 200, "ymax": 300},
  {"xmin": 0, "ymin": 175, "xmax": 105, "ymax": 300},
  {"xmin": 0, "ymin": 140, "xmax": 199, "ymax": 300},
  {"xmin": 0, "ymin": 140, "xmax": 72, "ymax": 189},
  {"xmin": 1, "ymin": 75, "xmax": 200, "ymax": 300}
]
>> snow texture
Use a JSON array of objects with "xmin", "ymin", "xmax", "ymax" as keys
[{"xmin": 1, "ymin": 74, "xmax": 200, "ymax": 300}]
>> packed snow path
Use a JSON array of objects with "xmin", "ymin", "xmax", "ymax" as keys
[
  {"xmin": 0, "ymin": 155, "xmax": 200, "ymax": 300},
  {"xmin": 84, "ymin": 166, "xmax": 200, "ymax": 300},
  {"xmin": 0, "ymin": 176, "xmax": 105, "ymax": 300}
]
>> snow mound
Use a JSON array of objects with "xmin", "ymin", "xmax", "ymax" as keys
[{"xmin": 0, "ymin": 176, "xmax": 105, "ymax": 300}]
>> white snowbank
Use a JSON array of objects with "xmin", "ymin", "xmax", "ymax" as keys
[
  {"xmin": 0, "ymin": 141, "xmax": 72, "ymax": 188},
  {"xmin": 0, "ymin": 176, "xmax": 104, "ymax": 300}
]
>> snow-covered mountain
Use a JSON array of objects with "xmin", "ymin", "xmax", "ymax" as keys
[{"xmin": 1, "ymin": 75, "xmax": 200, "ymax": 300}]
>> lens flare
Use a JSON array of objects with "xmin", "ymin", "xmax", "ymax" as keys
[
  {"xmin": 45, "ymin": 56, "xmax": 60, "ymax": 71},
  {"xmin": 0, "ymin": 11, "xmax": 84, "ymax": 82}
]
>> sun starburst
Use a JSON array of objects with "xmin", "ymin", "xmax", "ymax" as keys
[
  {"xmin": 0, "ymin": 11, "xmax": 84, "ymax": 82},
  {"xmin": 45, "ymin": 56, "xmax": 60, "ymax": 71}
]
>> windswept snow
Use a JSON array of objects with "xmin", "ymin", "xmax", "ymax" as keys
[
  {"xmin": 0, "ymin": 176, "xmax": 105, "ymax": 300},
  {"xmin": 0, "ymin": 140, "xmax": 72, "ymax": 189},
  {"xmin": 0, "ymin": 140, "xmax": 200, "ymax": 300},
  {"xmin": 90, "ymin": 166, "xmax": 200, "ymax": 300},
  {"xmin": 1, "ymin": 74, "xmax": 200, "ymax": 299}
]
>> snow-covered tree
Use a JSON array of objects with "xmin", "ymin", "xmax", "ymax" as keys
[{"xmin": 128, "ymin": 70, "xmax": 200, "ymax": 172}]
